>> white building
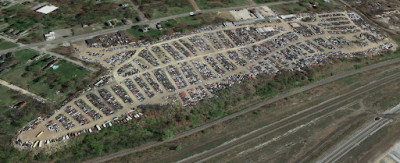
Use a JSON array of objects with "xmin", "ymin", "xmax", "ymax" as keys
[
  {"xmin": 36, "ymin": 5, "xmax": 58, "ymax": 14},
  {"xmin": 44, "ymin": 32, "xmax": 55, "ymax": 41}
]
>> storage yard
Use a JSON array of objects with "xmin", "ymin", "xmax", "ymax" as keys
[{"xmin": 16, "ymin": 7, "xmax": 397, "ymax": 150}]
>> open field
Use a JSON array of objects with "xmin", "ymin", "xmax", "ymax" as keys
[
  {"xmin": 0, "ymin": 85, "xmax": 20, "ymax": 108},
  {"xmin": 194, "ymin": 0, "xmax": 249, "ymax": 9},
  {"xmin": 0, "ymin": 49, "xmax": 92, "ymax": 104},
  {"xmin": 126, "ymin": 13, "xmax": 229, "ymax": 40},
  {"xmin": 270, "ymin": 3, "xmax": 307, "ymax": 14},
  {"xmin": 0, "ymin": 39, "xmax": 17, "ymax": 50},
  {"xmin": 270, "ymin": 0, "xmax": 344, "ymax": 15},
  {"xmin": 254, "ymin": 0, "xmax": 292, "ymax": 4},
  {"xmin": 133, "ymin": 0, "xmax": 194, "ymax": 19}
]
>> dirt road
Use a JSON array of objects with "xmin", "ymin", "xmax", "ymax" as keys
[
  {"xmin": 189, "ymin": 0, "xmax": 200, "ymax": 11},
  {"xmin": 0, "ymin": 79, "xmax": 47, "ymax": 103}
]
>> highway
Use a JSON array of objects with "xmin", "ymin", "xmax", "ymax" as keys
[
  {"xmin": 178, "ymin": 69, "xmax": 400, "ymax": 163},
  {"xmin": 317, "ymin": 118, "xmax": 393, "ymax": 163},
  {"xmin": 317, "ymin": 102, "xmax": 400, "ymax": 163},
  {"xmin": 84, "ymin": 56, "xmax": 400, "ymax": 163}
]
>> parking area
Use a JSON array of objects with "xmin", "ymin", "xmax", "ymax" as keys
[{"xmin": 17, "ymin": 9, "xmax": 398, "ymax": 149}]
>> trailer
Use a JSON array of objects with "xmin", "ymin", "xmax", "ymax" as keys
[
  {"xmin": 33, "ymin": 141, "xmax": 39, "ymax": 148},
  {"xmin": 36, "ymin": 131, "xmax": 44, "ymax": 138}
]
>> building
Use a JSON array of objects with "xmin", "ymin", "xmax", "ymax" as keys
[
  {"xmin": 36, "ymin": 5, "xmax": 58, "ymax": 14},
  {"xmin": 44, "ymin": 31, "xmax": 55, "ymax": 41}
]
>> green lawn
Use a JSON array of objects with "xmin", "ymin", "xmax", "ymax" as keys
[
  {"xmin": 0, "ymin": 85, "xmax": 15, "ymax": 107},
  {"xmin": 0, "ymin": 50, "xmax": 91, "ymax": 104},
  {"xmin": 134, "ymin": 0, "xmax": 194, "ymax": 19},
  {"xmin": 269, "ymin": 1, "xmax": 344, "ymax": 14},
  {"xmin": 126, "ymin": 28, "xmax": 162, "ymax": 38},
  {"xmin": 152, "ymin": 5, "xmax": 194, "ymax": 19},
  {"xmin": 254, "ymin": 0, "xmax": 292, "ymax": 4},
  {"xmin": 269, "ymin": 3, "xmax": 308, "ymax": 14},
  {"xmin": 195, "ymin": 0, "xmax": 249, "ymax": 9},
  {"xmin": 126, "ymin": 13, "xmax": 228, "ymax": 39},
  {"xmin": 0, "ymin": 39, "xmax": 17, "ymax": 50}
]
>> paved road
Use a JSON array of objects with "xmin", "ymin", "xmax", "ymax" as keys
[
  {"xmin": 84, "ymin": 55, "xmax": 400, "ymax": 163},
  {"xmin": 0, "ymin": 79, "xmax": 46, "ymax": 103},
  {"xmin": 178, "ymin": 69, "xmax": 400, "ymax": 163},
  {"xmin": 317, "ymin": 103, "xmax": 400, "ymax": 163},
  {"xmin": 0, "ymin": 0, "xmax": 298, "ymax": 55},
  {"xmin": 317, "ymin": 118, "xmax": 393, "ymax": 163}
]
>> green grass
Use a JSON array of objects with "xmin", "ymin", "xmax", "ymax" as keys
[
  {"xmin": 134, "ymin": 0, "xmax": 194, "ymax": 19},
  {"xmin": 0, "ymin": 85, "xmax": 14, "ymax": 107},
  {"xmin": 0, "ymin": 50, "xmax": 91, "ymax": 104},
  {"xmin": 152, "ymin": 5, "xmax": 194, "ymax": 19},
  {"xmin": 254, "ymin": 0, "xmax": 292, "ymax": 4},
  {"xmin": 127, "ymin": 13, "xmax": 228, "ymax": 39},
  {"xmin": 14, "ymin": 49, "xmax": 39, "ymax": 62},
  {"xmin": 0, "ymin": 39, "xmax": 17, "ymax": 50},
  {"xmin": 269, "ymin": 3, "xmax": 308, "ymax": 14},
  {"xmin": 195, "ymin": 0, "xmax": 249, "ymax": 9},
  {"xmin": 126, "ymin": 28, "xmax": 163, "ymax": 38}
]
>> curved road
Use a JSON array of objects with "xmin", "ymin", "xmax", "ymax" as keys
[{"xmin": 85, "ymin": 56, "xmax": 400, "ymax": 163}]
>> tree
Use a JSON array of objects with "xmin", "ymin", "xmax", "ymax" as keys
[
  {"xmin": 161, "ymin": 129, "xmax": 174, "ymax": 141},
  {"xmin": 175, "ymin": 144, "xmax": 182, "ymax": 151}
]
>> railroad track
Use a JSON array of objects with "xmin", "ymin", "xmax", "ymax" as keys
[
  {"xmin": 85, "ymin": 57, "xmax": 400, "ymax": 163},
  {"xmin": 178, "ymin": 69, "xmax": 400, "ymax": 163}
]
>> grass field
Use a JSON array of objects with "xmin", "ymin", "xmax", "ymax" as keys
[
  {"xmin": 269, "ymin": 1, "xmax": 344, "ymax": 14},
  {"xmin": 254, "ymin": 0, "xmax": 292, "ymax": 3},
  {"xmin": 0, "ymin": 85, "xmax": 16, "ymax": 107},
  {"xmin": 126, "ymin": 13, "xmax": 228, "ymax": 39},
  {"xmin": 0, "ymin": 39, "xmax": 17, "ymax": 50},
  {"xmin": 269, "ymin": 3, "xmax": 308, "ymax": 14},
  {"xmin": 0, "ymin": 49, "xmax": 91, "ymax": 104},
  {"xmin": 195, "ymin": 0, "xmax": 249, "ymax": 9},
  {"xmin": 134, "ymin": 0, "xmax": 194, "ymax": 19}
]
